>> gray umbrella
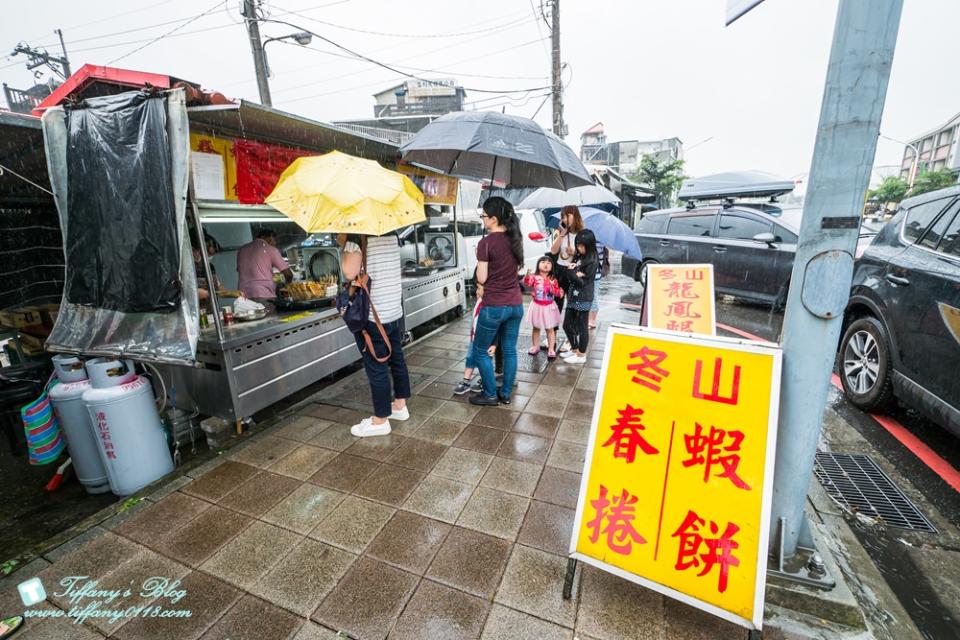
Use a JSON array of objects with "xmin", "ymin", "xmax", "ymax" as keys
[{"xmin": 399, "ymin": 111, "xmax": 594, "ymax": 190}]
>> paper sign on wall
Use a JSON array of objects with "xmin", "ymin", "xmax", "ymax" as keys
[
  {"xmin": 645, "ymin": 264, "xmax": 716, "ymax": 335},
  {"xmin": 570, "ymin": 324, "xmax": 781, "ymax": 630}
]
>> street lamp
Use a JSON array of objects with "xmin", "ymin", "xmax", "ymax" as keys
[
  {"xmin": 262, "ymin": 31, "xmax": 313, "ymax": 78},
  {"xmin": 879, "ymin": 133, "xmax": 919, "ymax": 188}
]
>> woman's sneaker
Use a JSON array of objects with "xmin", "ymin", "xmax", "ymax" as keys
[
  {"xmin": 564, "ymin": 354, "xmax": 587, "ymax": 364},
  {"xmin": 454, "ymin": 379, "xmax": 474, "ymax": 395},
  {"xmin": 351, "ymin": 418, "xmax": 391, "ymax": 437}
]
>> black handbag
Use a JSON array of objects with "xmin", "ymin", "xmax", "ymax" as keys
[{"xmin": 335, "ymin": 239, "xmax": 392, "ymax": 363}]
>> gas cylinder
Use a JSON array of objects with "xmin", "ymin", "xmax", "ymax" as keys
[
  {"xmin": 81, "ymin": 359, "xmax": 173, "ymax": 496},
  {"xmin": 49, "ymin": 356, "xmax": 110, "ymax": 494}
]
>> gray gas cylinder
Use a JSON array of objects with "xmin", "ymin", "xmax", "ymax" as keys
[
  {"xmin": 51, "ymin": 354, "xmax": 88, "ymax": 383},
  {"xmin": 49, "ymin": 368, "xmax": 111, "ymax": 495},
  {"xmin": 81, "ymin": 359, "xmax": 173, "ymax": 496}
]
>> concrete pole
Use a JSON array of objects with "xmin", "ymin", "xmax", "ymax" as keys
[
  {"xmin": 550, "ymin": 0, "xmax": 564, "ymax": 137},
  {"xmin": 242, "ymin": 0, "xmax": 272, "ymax": 107},
  {"xmin": 769, "ymin": 0, "xmax": 903, "ymax": 557}
]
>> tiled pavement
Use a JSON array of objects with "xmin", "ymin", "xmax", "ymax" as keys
[{"xmin": 0, "ymin": 296, "xmax": 746, "ymax": 639}]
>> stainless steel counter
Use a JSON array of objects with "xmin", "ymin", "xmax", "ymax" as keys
[{"xmin": 159, "ymin": 269, "xmax": 465, "ymax": 422}]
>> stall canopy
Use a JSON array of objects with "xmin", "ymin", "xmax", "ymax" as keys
[{"xmin": 188, "ymin": 101, "xmax": 400, "ymax": 166}]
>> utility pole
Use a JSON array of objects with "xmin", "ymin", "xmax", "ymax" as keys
[
  {"xmin": 550, "ymin": 0, "xmax": 564, "ymax": 138},
  {"xmin": 55, "ymin": 29, "xmax": 71, "ymax": 77},
  {"xmin": 241, "ymin": 0, "xmax": 272, "ymax": 107},
  {"xmin": 770, "ymin": 0, "xmax": 903, "ymax": 558},
  {"xmin": 11, "ymin": 42, "xmax": 70, "ymax": 79}
]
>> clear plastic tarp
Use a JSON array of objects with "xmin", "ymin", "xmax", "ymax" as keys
[{"xmin": 41, "ymin": 89, "xmax": 199, "ymax": 364}]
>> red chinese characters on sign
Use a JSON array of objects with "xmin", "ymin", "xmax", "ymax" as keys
[
  {"xmin": 602, "ymin": 405, "xmax": 659, "ymax": 462},
  {"xmin": 665, "ymin": 282, "xmax": 699, "ymax": 299},
  {"xmin": 95, "ymin": 410, "xmax": 117, "ymax": 460},
  {"xmin": 672, "ymin": 510, "xmax": 741, "ymax": 593},
  {"xmin": 664, "ymin": 301, "xmax": 703, "ymax": 319},
  {"xmin": 627, "ymin": 346, "xmax": 670, "ymax": 392},
  {"xmin": 657, "ymin": 269, "xmax": 677, "ymax": 281},
  {"xmin": 682, "ymin": 423, "xmax": 750, "ymax": 490},
  {"xmin": 692, "ymin": 358, "xmax": 741, "ymax": 405},
  {"xmin": 685, "ymin": 268, "xmax": 706, "ymax": 281},
  {"xmin": 665, "ymin": 320, "xmax": 694, "ymax": 332},
  {"xmin": 586, "ymin": 485, "xmax": 647, "ymax": 555}
]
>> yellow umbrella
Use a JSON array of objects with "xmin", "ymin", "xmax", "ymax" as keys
[{"xmin": 265, "ymin": 150, "xmax": 426, "ymax": 235}]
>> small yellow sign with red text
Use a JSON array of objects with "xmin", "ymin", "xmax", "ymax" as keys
[
  {"xmin": 571, "ymin": 325, "xmax": 781, "ymax": 630},
  {"xmin": 645, "ymin": 264, "xmax": 716, "ymax": 335}
]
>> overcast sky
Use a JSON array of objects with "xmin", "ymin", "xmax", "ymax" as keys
[{"xmin": 3, "ymin": 0, "xmax": 957, "ymax": 181}]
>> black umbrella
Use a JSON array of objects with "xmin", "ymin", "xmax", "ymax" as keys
[{"xmin": 399, "ymin": 111, "xmax": 594, "ymax": 190}]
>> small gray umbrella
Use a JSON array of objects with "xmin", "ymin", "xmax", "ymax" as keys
[{"xmin": 399, "ymin": 111, "xmax": 594, "ymax": 190}]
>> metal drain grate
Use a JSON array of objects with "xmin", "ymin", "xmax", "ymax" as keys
[{"xmin": 814, "ymin": 452, "xmax": 937, "ymax": 533}]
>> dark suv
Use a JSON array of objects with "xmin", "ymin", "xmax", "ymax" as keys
[
  {"xmin": 840, "ymin": 185, "xmax": 960, "ymax": 437},
  {"xmin": 622, "ymin": 202, "xmax": 803, "ymax": 306}
]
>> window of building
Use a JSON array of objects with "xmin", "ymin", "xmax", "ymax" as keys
[
  {"xmin": 903, "ymin": 197, "xmax": 953, "ymax": 243},
  {"xmin": 717, "ymin": 212, "xmax": 772, "ymax": 240},
  {"xmin": 668, "ymin": 214, "xmax": 715, "ymax": 237},
  {"xmin": 938, "ymin": 128, "xmax": 955, "ymax": 147}
]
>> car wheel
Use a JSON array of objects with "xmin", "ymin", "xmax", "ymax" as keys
[
  {"xmin": 637, "ymin": 260, "xmax": 658, "ymax": 286},
  {"xmin": 838, "ymin": 316, "xmax": 894, "ymax": 411}
]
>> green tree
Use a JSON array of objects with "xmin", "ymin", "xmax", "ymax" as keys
[
  {"xmin": 867, "ymin": 175, "xmax": 909, "ymax": 207},
  {"xmin": 630, "ymin": 155, "xmax": 686, "ymax": 209},
  {"xmin": 910, "ymin": 168, "xmax": 957, "ymax": 196}
]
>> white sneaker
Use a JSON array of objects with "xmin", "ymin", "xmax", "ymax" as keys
[
  {"xmin": 351, "ymin": 418, "xmax": 391, "ymax": 437},
  {"xmin": 390, "ymin": 405, "xmax": 410, "ymax": 421},
  {"xmin": 564, "ymin": 354, "xmax": 587, "ymax": 364},
  {"xmin": 559, "ymin": 346, "xmax": 573, "ymax": 355}
]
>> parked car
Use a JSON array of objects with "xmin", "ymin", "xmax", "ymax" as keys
[
  {"xmin": 839, "ymin": 185, "xmax": 960, "ymax": 437},
  {"xmin": 622, "ymin": 202, "xmax": 875, "ymax": 307}
]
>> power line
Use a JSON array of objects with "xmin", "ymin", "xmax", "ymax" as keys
[
  {"xmin": 260, "ymin": 17, "xmax": 550, "ymax": 95},
  {"xmin": 272, "ymin": 37, "xmax": 547, "ymax": 88},
  {"xmin": 278, "ymin": 37, "xmax": 549, "ymax": 104},
  {"xmin": 528, "ymin": 0, "xmax": 550, "ymax": 56},
  {"xmin": 218, "ymin": 7, "xmax": 535, "ymax": 89},
  {"xmin": 25, "ymin": 0, "xmax": 178, "ymax": 44},
  {"xmin": 107, "ymin": 1, "xmax": 228, "ymax": 65},
  {"xmin": 272, "ymin": 9, "xmax": 532, "ymax": 39}
]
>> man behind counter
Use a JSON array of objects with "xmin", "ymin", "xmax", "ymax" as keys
[{"xmin": 237, "ymin": 229, "xmax": 293, "ymax": 302}]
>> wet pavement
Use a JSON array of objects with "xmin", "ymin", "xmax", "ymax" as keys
[{"xmin": 0, "ymin": 271, "xmax": 956, "ymax": 639}]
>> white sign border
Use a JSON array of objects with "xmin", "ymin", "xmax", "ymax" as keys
[
  {"xmin": 568, "ymin": 323, "xmax": 783, "ymax": 630},
  {"xmin": 644, "ymin": 263, "xmax": 718, "ymax": 336}
]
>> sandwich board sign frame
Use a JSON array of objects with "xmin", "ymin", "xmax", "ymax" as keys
[
  {"xmin": 644, "ymin": 263, "xmax": 717, "ymax": 336},
  {"xmin": 568, "ymin": 323, "xmax": 782, "ymax": 630}
]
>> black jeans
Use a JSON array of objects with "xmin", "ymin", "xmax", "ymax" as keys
[
  {"xmin": 354, "ymin": 319, "xmax": 411, "ymax": 418},
  {"xmin": 563, "ymin": 307, "xmax": 590, "ymax": 353}
]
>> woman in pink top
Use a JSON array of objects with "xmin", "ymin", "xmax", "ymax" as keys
[{"xmin": 236, "ymin": 229, "xmax": 293, "ymax": 301}]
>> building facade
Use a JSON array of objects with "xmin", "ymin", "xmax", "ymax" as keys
[
  {"xmin": 371, "ymin": 79, "xmax": 465, "ymax": 118},
  {"xmin": 901, "ymin": 112, "xmax": 960, "ymax": 180},
  {"xmin": 579, "ymin": 123, "xmax": 682, "ymax": 174}
]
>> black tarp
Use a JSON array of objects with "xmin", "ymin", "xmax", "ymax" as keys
[{"xmin": 64, "ymin": 91, "xmax": 181, "ymax": 312}]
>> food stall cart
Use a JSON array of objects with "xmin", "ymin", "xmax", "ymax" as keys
[
  {"xmin": 34, "ymin": 68, "xmax": 467, "ymax": 426},
  {"xmin": 162, "ymin": 101, "xmax": 465, "ymax": 423}
]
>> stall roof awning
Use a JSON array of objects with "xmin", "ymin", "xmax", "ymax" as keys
[{"xmin": 187, "ymin": 101, "xmax": 400, "ymax": 164}]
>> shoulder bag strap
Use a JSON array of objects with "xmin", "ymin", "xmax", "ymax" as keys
[{"xmin": 359, "ymin": 236, "xmax": 393, "ymax": 364}]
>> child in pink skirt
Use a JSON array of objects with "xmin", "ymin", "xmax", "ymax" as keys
[{"xmin": 523, "ymin": 255, "xmax": 564, "ymax": 359}]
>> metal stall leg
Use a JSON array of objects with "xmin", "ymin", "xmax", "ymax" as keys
[{"xmin": 562, "ymin": 558, "xmax": 578, "ymax": 600}]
